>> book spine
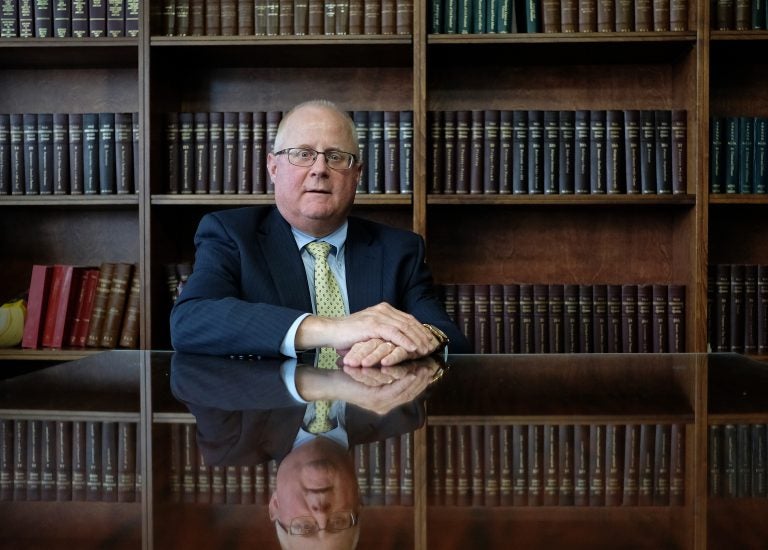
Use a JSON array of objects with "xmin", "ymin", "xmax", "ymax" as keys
[
  {"xmin": 89, "ymin": 0, "xmax": 107, "ymax": 37},
  {"xmin": 588, "ymin": 424, "xmax": 605, "ymax": 506},
  {"xmin": 542, "ymin": 424, "xmax": 559, "ymax": 505},
  {"xmin": 558, "ymin": 424, "xmax": 574, "ymax": 505},
  {"xmin": 443, "ymin": 111, "xmax": 456, "ymax": 193},
  {"xmin": 605, "ymin": 424, "xmax": 625, "ymax": 506},
  {"xmin": 755, "ymin": 117, "xmax": 768, "ymax": 193},
  {"xmin": 639, "ymin": 110, "xmax": 657, "ymax": 193},
  {"xmin": 100, "ymin": 263, "xmax": 134, "ymax": 348},
  {"xmin": 354, "ymin": 110, "xmax": 369, "ymax": 193},
  {"xmin": 114, "ymin": 112, "xmax": 133, "ymax": 193},
  {"xmin": 251, "ymin": 111, "xmax": 266, "ymax": 194},
  {"xmin": 178, "ymin": 112, "xmax": 195, "ymax": 194},
  {"xmin": 192, "ymin": 112, "xmax": 209, "ymax": 194},
  {"xmin": 527, "ymin": 110, "xmax": 544, "ymax": 194},
  {"xmin": 236, "ymin": 111, "xmax": 252, "ymax": 193},
  {"xmin": 455, "ymin": 110, "xmax": 471, "ymax": 193},
  {"xmin": 85, "ymin": 420, "xmax": 102, "ymax": 501},
  {"xmin": 512, "ymin": 110, "xmax": 528, "ymax": 194},
  {"xmin": 125, "ymin": 0, "xmax": 139, "ymax": 35},
  {"xmin": 82, "ymin": 113, "xmax": 100, "ymax": 194},
  {"xmin": 71, "ymin": 421, "xmax": 86, "ymax": 500},
  {"xmin": 367, "ymin": 111, "xmax": 384, "ymax": 193},
  {"xmin": 573, "ymin": 424, "xmax": 589, "ymax": 506},
  {"xmin": 399, "ymin": 110, "xmax": 413, "ymax": 193},
  {"xmin": 655, "ymin": 110, "xmax": 673, "ymax": 193},
  {"xmin": 671, "ymin": 110, "xmax": 687, "ymax": 194},
  {"xmin": 482, "ymin": 109, "xmax": 499, "ymax": 194},
  {"xmin": 55, "ymin": 421, "xmax": 72, "ymax": 501},
  {"xmin": 86, "ymin": 262, "xmax": 116, "ymax": 347},
  {"xmin": 222, "ymin": 112, "xmax": 238, "ymax": 194},
  {"xmin": 118, "ymin": 268, "xmax": 141, "ymax": 348},
  {"xmin": 98, "ymin": 112, "xmax": 116, "ymax": 194},
  {"xmin": 383, "ymin": 110, "xmax": 400, "ymax": 193}
]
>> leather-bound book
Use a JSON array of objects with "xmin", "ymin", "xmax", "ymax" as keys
[{"xmin": 99, "ymin": 262, "xmax": 134, "ymax": 348}]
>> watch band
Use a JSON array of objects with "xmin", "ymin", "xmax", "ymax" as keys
[{"xmin": 423, "ymin": 323, "xmax": 450, "ymax": 351}]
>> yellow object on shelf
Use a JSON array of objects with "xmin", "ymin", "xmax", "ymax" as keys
[{"xmin": 0, "ymin": 299, "xmax": 26, "ymax": 348}]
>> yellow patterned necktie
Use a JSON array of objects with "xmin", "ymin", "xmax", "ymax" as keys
[{"xmin": 305, "ymin": 241, "xmax": 345, "ymax": 433}]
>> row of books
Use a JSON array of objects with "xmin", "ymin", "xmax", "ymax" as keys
[
  {"xmin": 21, "ymin": 262, "xmax": 140, "ymax": 351},
  {"xmin": 428, "ymin": 423, "xmax": 686, "ymax": 507},
  {"xmin": 710, "ymin": 116, "xmax": 768, "ymax": 195},
  {"xmin": 0, "ymin": 112, "xmax": 139, "ymax": 196},
  {"xmin": 156, "ymin": 0, "xmax": 414, "ymax": 36},
  {"xmin": 707, "ymin": 264, "xmax": 768, "ymax": 355},
  {"xmin": 429, "ymin": 0, "xmax": 688, "ymax": 33},
  {"xmin": 170, "ymin": 423, "xmax": 277, "ymax": 505},
  {"xmin": 438, "ymin": 283, "xmax": 686, "ymax": 354},
  {"xmin": 165, "ymin": 110, "xmax": 414, "ymax": 195},
  {"xmin": 709, "ymin": 423, "xmax": 768, "ymax": 499},
  {"xmin": 712, "ymin": 0, "xmax": 768, "ymax": 30},
  {"xmin": 354, "ymin": 432, "xmax": 414, "ymax": 506},
  {"xmin": 0, "ymin": 419, "xmax": 140, "ymax": 503},
  {"xmin": 170, "ymin": 423, "xmax": 415, "ymax": 506},
  {"xmin": 0, "ymin": 0, "xmax": 139, "ymax": 38},
  {"xmin": 428, "ymin": 109, "xmax": 687, "ymax": 196}
]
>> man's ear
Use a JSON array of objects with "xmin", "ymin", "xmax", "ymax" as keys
[{"xmin": 268, "ymin": 491, "xmax": 279, "ymax": 521}]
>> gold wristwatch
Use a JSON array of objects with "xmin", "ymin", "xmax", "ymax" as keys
[{"xmin": 423, "ymin": 323, "xmax": 450, "ymax": 352}]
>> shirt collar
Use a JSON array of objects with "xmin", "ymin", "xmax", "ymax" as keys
[{"xmin": 291, "ymin": 221, "xmax": 348, "ymax": 255}]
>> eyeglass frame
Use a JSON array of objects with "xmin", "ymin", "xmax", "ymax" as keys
[
  {"xmin": 274, "ymin": 510, "xmax": 359, "ymax": 537},
  {"xmin": 274, "ymin": 147, "xmax": 358, "ymax": 170}
]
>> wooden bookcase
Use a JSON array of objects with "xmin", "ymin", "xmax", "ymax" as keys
[
  {"xmin": 0, "ymin": 0, "xmax": 764, "ymax": 361},
  {"xmin": 4, "ymin": 0, "xmax": 761, "ymax": 362}
]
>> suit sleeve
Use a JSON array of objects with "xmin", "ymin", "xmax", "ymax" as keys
[{"xmin": 170, "ymin": 212, "xmax": 307, "ymax": 356}]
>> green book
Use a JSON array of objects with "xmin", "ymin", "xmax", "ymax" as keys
[
  {"xmin": 710, "ymin": 117, "xmax": 724, "ymax": 194},
  {"xmin": 754, "ymin": 117, "xmax": 767, "ymax": 193},
  {"xmin": 724, "ymin": 117, "xmax": 739, "ymax": 194},
  {"xmin": 445, "ymin": 0, "xmax": 458, "ymax": 32},
  {"xmin": 738, "ymin": 116, "xmax": 754, "ymax": 194},
  {"xmin": 430, "ymin": 0, "xmax": 443, "ymax": 32},
  {"xmin": 495, "ymin": 0, "xmax": 513, "ymax": 30},
  {"xmin": 474, "ymin": 0, "xmax": 487, "ymax": 32},
  {"xmin": 525, "ymin": 0, "xmax": 540, "ymax": 32},
  {"xmin": 458, "ymin": 0, "xmax": 472, "ymax": 32}
]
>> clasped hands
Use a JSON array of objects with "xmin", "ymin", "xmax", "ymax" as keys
[
  {"xmin": 296, "ymin": 302, "xmax": 443, "ymax": 367},
  {"xmin": 295, "ymin": 354, "xmax": 444, "ymax": 416}
]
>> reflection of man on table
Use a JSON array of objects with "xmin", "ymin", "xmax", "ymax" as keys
[{"xmin": 170, "ymin": 352, "xmax": 445, "ymax": 549}]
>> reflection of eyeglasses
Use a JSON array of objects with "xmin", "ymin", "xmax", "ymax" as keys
[
  {"xmin": 275, "ymin": 511, "xmax": 359, "ymax": 537},
  {"xmin": 274, "ymin": 147, "xmax": 357, "ymax": 170}
]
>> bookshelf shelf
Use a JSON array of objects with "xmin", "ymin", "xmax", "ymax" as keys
[
  {"xmin": 427, "ymin": 194, "xmax": 696, "ymax": 206},
  {"xmin": 150, "ymin": 194, "xmax": 412, "ymax": 206}
]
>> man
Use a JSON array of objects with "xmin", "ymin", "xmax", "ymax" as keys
[
  {"xmin": 170, "ymin": 352, "xmax": 444, "ymax": 549},
  {"xmin": 170, "ymin": 99, "xmax": 469, "ymax": 364}
]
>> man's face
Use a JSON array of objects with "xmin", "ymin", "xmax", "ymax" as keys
[
  {"xmin": 268, "ymin": 105, "xmax": 362, "ymax": 237},
  {"xmin": 269, "ymin": 438, "xmax": 360, "ymax": 548}
]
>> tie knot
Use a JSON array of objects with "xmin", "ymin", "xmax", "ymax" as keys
[{"xmin": 307, "ymin": 241, "xmax": 332, "ymax": 261}]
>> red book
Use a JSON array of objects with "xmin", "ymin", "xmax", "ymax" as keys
[
  {"xmin": 41, "ymin": 265, "xmax": 83, "ymax": 348},
  {"xmin": 22, "ymin": 265, "xmax": 53, "ymax": 349},
  {"xmin": 68, "ymin": 268, "xmax": 100, "ymax": 348}
]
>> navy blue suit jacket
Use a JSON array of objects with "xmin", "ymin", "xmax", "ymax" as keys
[
  {"xmin": 170, "ymin": 206, "xmax": 469, "ymax": 356},
  {"xmin": 170, "ymin": 353, "xmax": 426, "ymax": 465}
]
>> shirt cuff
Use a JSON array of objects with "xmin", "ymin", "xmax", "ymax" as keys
[
  {"xmin": 279, "ymin": 357, "xmax": 308, "ymax": 404},
  {"xmin": 279, "ymin": 313, "xmax": 311, "ymax": 358}
]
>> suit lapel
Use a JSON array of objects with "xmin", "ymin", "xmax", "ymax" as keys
[
  {"xmin": 345, "ymin": 220, "xmax": 383, "ymax": 312},
  {"xmin": 258, "ymin": 208, "xmax": 313, "ymax": 311}
]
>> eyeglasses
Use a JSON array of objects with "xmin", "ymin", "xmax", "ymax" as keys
[
  {"xmin": 275, "ymin": 511, "xmax": 358, "ymax": 537},
  {"xmin": 274, "ymin": 147, "xmax": 357, "ymax": 170}
]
